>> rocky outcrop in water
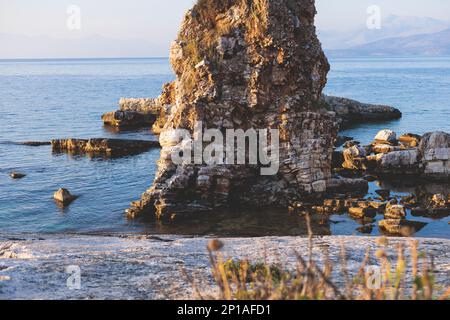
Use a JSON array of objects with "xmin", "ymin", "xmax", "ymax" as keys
[
  {"xmin": 102, "ymin": 82, "xmax": 176, "ymax": 132},
  {"xmin": 127, "ymin": 0, "xmax": 342, "ymax": 219},
  {"xmin": 51, "ymin": 138, "xmax": 159, "ymax": 157},
  {"xmin": 335, "ymin": 130, "xmax": 450, "ymax": 180},
  {"xmin": 322, "ymin": 95, "xmax": 402, "ymax": 128}
]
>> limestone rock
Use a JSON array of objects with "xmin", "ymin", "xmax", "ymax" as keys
[
  {"xmin": 377, "ymin": 149, "xmax": 421, "ymax": 174},
  {"xmin": 398, "ymin": 133, "xmax": 421, "ymax": 148},
  {"xmin": 101, "ymin": 110, "xmax": 156, "ymax": 128},
  {"xmin": 53, "ymin": 188, "xmax": 77, "ymax": 205},
  {"xmin": 322, "ymin": 95, "xmax": 402, "ymax": 128},
  {"xmin": 418, "ymin": 131, "xmax": 450, "ymax": 178},
  {"xmin": 385, "ymin": 203, "xmax": 407, "ymax": 219},
  {"xmin": 51, "ymin": 139, "xmax": 159, "ymax": 157},
  {"xmin": 129, "ymin": 0, "xmax": 339, "ymax": 220},
  {"xmin": 102, "ymin": 82, "xmax": 176, "ymax": 132},
  {"xmin": 342, "ymin": 145, "xmax": 367, "ymax": 170},
  {"xmin": 374, "ymin": 130, "xmax": 397, "ymax": 145}
]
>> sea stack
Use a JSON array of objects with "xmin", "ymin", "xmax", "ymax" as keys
[{"xmin": 128, "ymin": 0, "xmax": 339, "ymax": 220}]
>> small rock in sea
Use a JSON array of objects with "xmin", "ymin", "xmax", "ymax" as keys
[
  {"xmin": 20, "ymin": 141, "xmax": 51, "ymax": 147},
  {"xmin": 10, "ymin": 172, "xmax": 26, "ymax": 179},
  {"xmin": 385, "ymin": 203, "xmax": 407, "ymax": 219},
  {"xmin": 374, "ymin": 129, "xmax": 397, "ymax": 145},
  {"xmin": 375, "ymin": 189, "xmax": 391, "ymax": 200},
  {"xmin": 0, "ymin": 276, "xmax": 11, "ymax": 281},
  {"xmin": 53, "ymin": 188, "xmax": 78, "ymax": 206}
]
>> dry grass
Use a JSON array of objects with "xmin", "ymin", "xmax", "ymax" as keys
[{"xmin": 188, "ymin": 215, "xmax": 449, "ymax": 300}]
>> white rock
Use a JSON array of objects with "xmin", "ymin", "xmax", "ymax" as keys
[
  {"xmin": 53, "ymin": 188, "xmax": 76, "ymax": 204},
  {"xmin": 375, "ymin": 130, "xmax": 397, "ymax": 143}
]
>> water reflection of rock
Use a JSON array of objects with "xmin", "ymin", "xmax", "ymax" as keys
[{"xmin": 135, "ymin": 209, "xmax": 332, "ymax": 238}]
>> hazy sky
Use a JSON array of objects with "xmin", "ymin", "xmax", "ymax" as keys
[{"xmin": 1, "ymin": 0, "xmax": 449, "ymax": 58}]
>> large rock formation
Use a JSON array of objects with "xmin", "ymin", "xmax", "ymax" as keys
[{"xmin": 127, "ymin": 0, "xmax": 339, "ymax": 220}]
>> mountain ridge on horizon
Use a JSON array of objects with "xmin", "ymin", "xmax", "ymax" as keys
[{"xmin": 1, "ymin": 14, "xmax": 450, "ymax": 59}]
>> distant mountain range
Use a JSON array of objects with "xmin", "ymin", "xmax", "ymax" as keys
[
  {"xmin": 1, "ymin": 15, "xmax": 449, "ymax": 59},
  {"xmin": 318, "ymin": 15, "xmax": 450, "ymax": 49},
  {"xmin": 327, "ymin": 28, "xmax": 450, "ymax": 57}
]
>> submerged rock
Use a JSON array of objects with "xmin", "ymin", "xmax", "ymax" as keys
[
  {"xmin": 53, "ymin": 188, "xmax": 78, "ymax": 206},
  {"xmin": 128, "ymin": 0, "xmax": 342, "ymax": 220},
  {"xmin": 9, "ymin": 172, "xmax": 26, "ymax": 179},
  {"xmin": 51, "ymin": 138, "xmax": 159, "ymax": 157},
  {"xmin": 18, "ymin": 141, "xmax": 51, "ymax": 147}
]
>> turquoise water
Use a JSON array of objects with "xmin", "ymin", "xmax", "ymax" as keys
[{"xmin": 0, "ymin": 57, "xmax": 449, "ymax": 237}]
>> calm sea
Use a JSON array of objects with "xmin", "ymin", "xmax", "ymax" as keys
[{"xmin": 0, "ymin": 57, "xmax": 449, "ymax": 237}]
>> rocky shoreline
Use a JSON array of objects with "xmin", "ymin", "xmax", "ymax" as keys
[{"xmin": 0, "ymin": 234, "xmax": 448, "ymax": 299}]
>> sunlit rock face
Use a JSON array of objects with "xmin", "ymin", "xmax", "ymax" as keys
[{"xmin": 128, "ymin": 0, "xmax": 339, "ymax": 220}]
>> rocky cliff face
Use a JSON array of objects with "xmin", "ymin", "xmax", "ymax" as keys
[{"xmin": 127, "ymin": 0, "xmax": 339, "ymax": 220}]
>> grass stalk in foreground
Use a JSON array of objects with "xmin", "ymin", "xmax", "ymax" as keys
[{"xmin": 188, "ymin": 215, "xmax": 449, "ymax": 301}]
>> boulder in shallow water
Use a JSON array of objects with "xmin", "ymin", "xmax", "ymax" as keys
[
  {"xmin": 53, "ymin": 188, "xmax": 77, "ymax": 206},
  {"xmin": 385, "ymin": 203, "xmax": 407, "ymax": 219}
]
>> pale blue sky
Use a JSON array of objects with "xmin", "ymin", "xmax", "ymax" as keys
[{"xmin": 1, "ymin": 0, "xmax": 449, "ymax": 58}]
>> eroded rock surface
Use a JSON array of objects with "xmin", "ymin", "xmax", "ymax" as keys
[
  {"xmin": 102, "ymin": 82, "xmax": 176, "ymax": 132},
  {"xmin": 336, "ymin": 130, "xmax": 450, "ymax": 180},
  {"xmin": 322, "ymin": 95, "xmax": 402, "ymax": 128},
  {"xmin": 51, "ymin": 138, "xmax": 159, "ymax": 157},
  {"xmin": 128, "ymin": 0, "xmax": 340, "ymax": 219}
]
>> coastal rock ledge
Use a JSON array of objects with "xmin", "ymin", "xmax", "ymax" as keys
[{"xmin": 127, "ymin": 0, "xmax": 344, "ymax": 219}]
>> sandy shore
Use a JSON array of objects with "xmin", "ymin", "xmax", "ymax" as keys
[{"xmin": 0, "ymin": 234, "xmax": 449, "ymax": 299}]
